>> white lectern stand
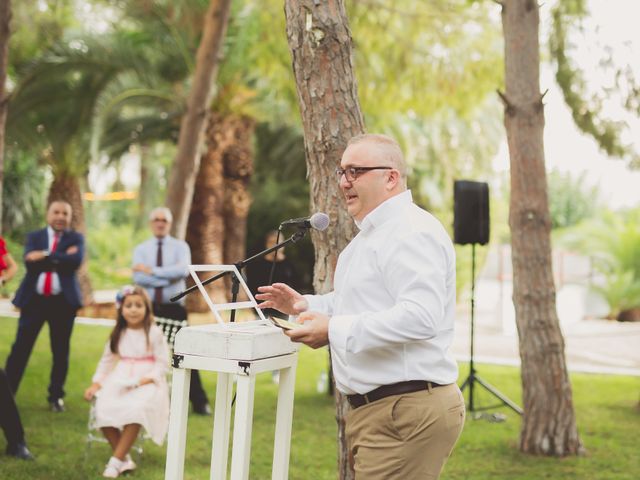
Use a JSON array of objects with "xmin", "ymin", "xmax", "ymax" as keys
[{"xmin": 164, "ymin": 265, "xmax": 299, "ymax": 480}]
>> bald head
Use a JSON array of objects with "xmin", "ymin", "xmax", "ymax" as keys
[
  {"xmin": 347, "ymin": 134, "xmax": 407, "ymax": 186},
  {"xmin": 339, "ymin": 134, "xmax": 408, "ymax": 221}
]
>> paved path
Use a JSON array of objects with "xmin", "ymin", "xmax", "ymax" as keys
[{"xmin": 452, "ymin": 303, "xmax": 640, "ymax": 377}]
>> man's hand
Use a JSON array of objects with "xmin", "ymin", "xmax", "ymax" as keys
[
  {"xmin": 255, "ymin": 283, "xmax": 308, "ymax": 316},
  {"xmin": 284, "ymin": 311, "xmax": 330, "ymax": 349},
  {"xmin": 25, "ymin": 250, "xmax": 47, "ymax": 262},
  {"xmin": 132, "ymin": 263, "xmax": 153, "ymax": 275},
  {"xmin": 65, "ymin": 245, "xmax": 79, "ymax": 255}
]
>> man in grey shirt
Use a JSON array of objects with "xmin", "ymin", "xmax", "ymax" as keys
[{"xmin": 133, "ymin": 207, "xmax": 211, "ymax": 415}]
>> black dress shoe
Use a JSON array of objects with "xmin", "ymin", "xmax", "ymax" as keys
[
  {"xmin": 6, "ymin": 442, "xmax": 35, "ymax": 460},
  {"xmin": 192, "ymin": 401, "xmax": 212, "ymax": 416},
  {"xmin": 49, "ymin": 398, "xmax": 65, "ymax": 413}
]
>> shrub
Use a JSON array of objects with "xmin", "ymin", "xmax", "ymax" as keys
[{"xmin": 560, "ymin": 208, "xmax": 640, "ymax": 319}]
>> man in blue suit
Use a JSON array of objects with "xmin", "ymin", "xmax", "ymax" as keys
[{"xmin": 5, "ymin": 200, "xmax": 84, "ymax": 412}]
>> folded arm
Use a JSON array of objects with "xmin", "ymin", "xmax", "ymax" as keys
[
  {"xmin": 132, "ymin": 270, "xmax": 171, "ymax": 288},
  {"xmin": 132, "ymin": 242, "xmax": 190, "ymax": 284},
  {"xmin": 49, "ymin": 235, "xmax": 84, "ymax": 274},
  {"xmin": 151, "ymin": 242, "xmax": 191, "ymax": 281},
  {"xmin": 23, "ymin": 232, "xmax": 84, "ymax": 274}
]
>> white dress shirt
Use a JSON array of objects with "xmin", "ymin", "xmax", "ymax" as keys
[
  {"xmin": 305, "ymin": 190, "xmax": 458, "ymax": 395},
  {"xmin": 132, "ymin": 235, "xmax": 191, "ymax": 304},
  {"xmin": 36, "ymin": 226, "xmax": 62, "ymax": 295}
]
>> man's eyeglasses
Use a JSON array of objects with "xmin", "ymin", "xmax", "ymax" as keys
[
  {"xmin": 152, "ymin": 218, "xmax": 169, "ymax": 223},
  {"xmin": 335, "ymin": 166, "xmax": 393, "ymax": 182}
]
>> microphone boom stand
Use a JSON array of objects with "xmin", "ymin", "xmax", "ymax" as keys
[{"xmin": 170, "ymin": 228, "xmax": 308, "ymax": 323}]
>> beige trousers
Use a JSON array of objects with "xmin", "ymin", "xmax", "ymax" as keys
[{"xmin": 345, "ymin": 383, "xmax": 465, "ymax": 479}]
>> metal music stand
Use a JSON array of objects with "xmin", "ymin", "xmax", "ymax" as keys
[{"xmin": 170, "ymin": 228, "xmax": 308, "ymax": 322}]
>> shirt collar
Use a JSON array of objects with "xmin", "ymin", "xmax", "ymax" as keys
[
  {"xmin": 47, "ymin": 226, "xmax": 63, "ymax": 239},
  {"xmin": 357, "ymin": 190, "xmax": 413, "ymax": 232}
]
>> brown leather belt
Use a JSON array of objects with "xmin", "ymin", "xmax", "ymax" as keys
[{"xmin": 347, "ymin": 380, "xmax": 445, "ymax": 409}]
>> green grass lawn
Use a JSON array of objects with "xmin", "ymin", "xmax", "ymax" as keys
[{"xmin": 0, "ymin": 315, "xmax": 638, "ymax": 479}]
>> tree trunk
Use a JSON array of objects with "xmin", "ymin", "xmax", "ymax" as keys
[
  {"xmin": 222, "ymin": 114, "xmax": 255, "ymax": 296},
  {"xmin": 284, "ymin": 1, "xmax": 365, "ymax": 477},
  {"xmin": 185, "ymin": 113, "xmax": 229, "ymax": 313},
  {"xmin": 136, "ymin": 144, "xmax": 151, "ymax": 232},
  {"xmin": 166, "ymin": 0, "xmax": 232, "ymax": 240},
  {"xmin": 47, "ymin": 172, "xmax": 93, "ymax": 306},
  {"xmin": 500, "ymin": 0, "xmax": 582, "ymax": 456},
  {"xmin": 0, "ymin": 0, "xmax": 10, "ymax": 234},
  {"xmin": 185, "ymin": 111, "xmax": 255, "ymax": 312}
]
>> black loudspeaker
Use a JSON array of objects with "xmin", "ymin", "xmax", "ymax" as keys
[{"xmin": 453, "ymin": 180, "xmax": 490, "ymax": 245}]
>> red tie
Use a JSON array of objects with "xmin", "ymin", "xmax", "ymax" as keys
[{"xmin": 43, "ymin": 232, "xmax": 61, "ymax": 296}]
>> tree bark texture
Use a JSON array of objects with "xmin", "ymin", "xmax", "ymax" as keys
[
  {"xmin": 0, "ymin": 0, "xmax": 10, "ymax": 233},
  {"xmin": 47, "ymin": 172, "xmax": 93, "ymax": 306},
  {"xmin": 185, "ymin": 113, "xmax": 228, "ymax": 313},
  {"xmin": 501, "ymin": 0, "xmax": 582, "ymax": 456},
  {"xmin": 285, "ymin": 1, "xmax": 364, "ymax": 477},
  {"xmin": 222, "ymin": 115, "xmax": 254, "ymax": 296},
  {"xmin": 185, "ymin": 112, "xmax": 255, "ymax": 312},
  {"xmin": 166, "ymin": 0, "xmax": 232, "ymax": 240},
  {"xmin": 136, "ymin": 145, "xmax": 151, "ymax": 232}
]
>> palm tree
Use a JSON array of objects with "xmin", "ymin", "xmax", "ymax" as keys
[
  {"xmin": 165, "ymin": 0, "xmax": 233, "ymax": 240},
  {"xmin": 6, "ymin": 32, "xmax": 164, "ymax": 302},
  {"xmin": 0, "ymin": 0, "xmax": 11, "ymax": 232}
]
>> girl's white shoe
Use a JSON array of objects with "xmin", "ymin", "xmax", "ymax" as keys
[
  {"xmin": 120, "ymin": 454, "xmax": 137, "ymax": 473},
  {"xmin": 102, "ymin": 456, "xmax": 124, "ymax": 478}
]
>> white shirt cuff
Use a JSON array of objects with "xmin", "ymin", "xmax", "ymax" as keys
[{"xmin": 304, "ymin": 294, "xmax": 321, "ymax": 312}]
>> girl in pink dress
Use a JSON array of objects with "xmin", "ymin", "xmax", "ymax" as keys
[{"xmin": 84, "ymin": 285, "xmax": 170, "ymax": 478}]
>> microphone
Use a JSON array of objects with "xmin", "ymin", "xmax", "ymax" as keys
[{"xmin": 280, "ymin": 212, "xmax": 330, "ymax": 231}]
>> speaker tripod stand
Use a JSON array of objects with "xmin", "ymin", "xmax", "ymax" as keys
[{"xmin": 459, "ymin": 244, "xmax": 522, "ymax": 415}]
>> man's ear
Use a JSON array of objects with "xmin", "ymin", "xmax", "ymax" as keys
[{"xmin": 386, "ymin": 170, "xmax": 399, "ymax": 190}]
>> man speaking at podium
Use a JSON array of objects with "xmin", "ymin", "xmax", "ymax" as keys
[{"xmin": 256, "ymin": 134, "xmax": 465, "ymax": 479}]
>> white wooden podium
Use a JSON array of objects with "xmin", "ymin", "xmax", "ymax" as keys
[{"xmin": 164, "ymin": 265, "xmax": 299, "ymax": 480}]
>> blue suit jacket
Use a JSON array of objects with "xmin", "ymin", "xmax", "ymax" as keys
[{"xmin": 12, "ymin": 228, "xmax": 84, "ymax": 309}]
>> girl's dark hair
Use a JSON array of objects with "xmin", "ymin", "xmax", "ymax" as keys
[{"xmin": 109, "ymin": 285, "xmax": 154, "ymax": 354}]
